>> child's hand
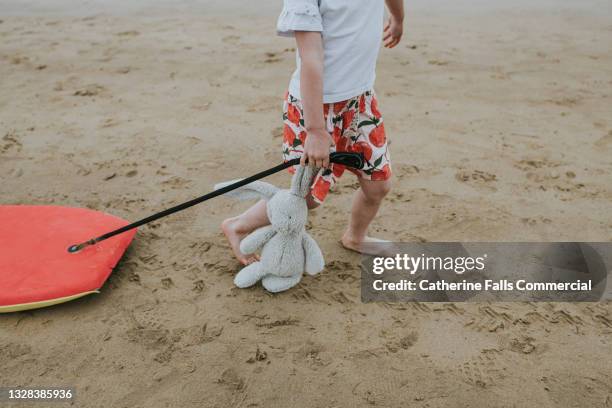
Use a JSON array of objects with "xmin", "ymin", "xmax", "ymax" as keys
[
  {"xmin": 383, "ymin": 15, "xmax": 403, "ymax": 48},
  {"xmin": 301, "ymin": 128, "xmax": 333, "ymax": 168}
]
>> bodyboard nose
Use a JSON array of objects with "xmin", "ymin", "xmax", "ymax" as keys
[{"xmin": 0, "ymin": 205, "xmax": 136, "ymax": 313}]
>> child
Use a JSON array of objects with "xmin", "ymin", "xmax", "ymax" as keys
[{"xmin": 223, "ymin": 0, "xmax": 404, "ymax": 264}]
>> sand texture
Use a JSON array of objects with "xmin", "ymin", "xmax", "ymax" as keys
[{"xmin": 1, "ymin": 1, "xmax": 611, "ymax": 406}]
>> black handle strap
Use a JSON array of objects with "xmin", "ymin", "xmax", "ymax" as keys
[
  {"xmin": 329, "ymin": 151, "xmax": 364, "ymax": 170},
  {"xmin": 68, "ymin": 152, "xmax": 364, "ymax": 253}
]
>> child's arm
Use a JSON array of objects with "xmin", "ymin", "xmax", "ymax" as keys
[
  {"xmin": 294, "ymin": 31, "xmax": 333, "ymax": 169},
  {"xmin": 384, "ymin": 0, "xmax": 404, "ymax": 48}
]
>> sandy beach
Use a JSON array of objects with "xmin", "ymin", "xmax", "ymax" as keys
[{"xmin": 1, "ymin": 0, "xmax": 611, "ymax": 406}]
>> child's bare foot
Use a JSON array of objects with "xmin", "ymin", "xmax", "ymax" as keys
[
  {"xmin": 341, "ymin": 233, "xmax": 392, "ymax": 256},
  {"xmin": 222, "ymin": 217, "xmax": 258, "ymax": 265}
]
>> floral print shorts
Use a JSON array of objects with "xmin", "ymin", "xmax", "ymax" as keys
[{"xmin": 282, "ymin": 90, "xmax": 392, "ymax": 203}]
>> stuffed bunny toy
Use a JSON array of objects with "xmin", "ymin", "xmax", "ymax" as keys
[{"xmin": 214, "ymin": 165, "xmax": 325, "ymax": 292}]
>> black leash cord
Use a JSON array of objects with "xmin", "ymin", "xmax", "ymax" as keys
[{"xmin": 67, "ymin": 152, "xmax": 363, "ymax": 253}]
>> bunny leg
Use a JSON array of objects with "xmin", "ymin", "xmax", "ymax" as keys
[
  {"xmin": 262, "ymin": 273, "xmax": 303, "ymax": 293},
  {"xmin": 234, "ymin": 262, "xmax": 265, "ymax": 288},
  {"xmin": 303, "ymin": 233, "xmax": 325, "ymax": 275}
]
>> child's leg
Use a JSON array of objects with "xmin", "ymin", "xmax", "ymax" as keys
[
  {"xmin": 222, "ymin": 199, "xmax": 269, "ymax": 265},
  {"xmin": 306, "ymin": 194, "xmax": 321, "ymax": 209},
  {"xmin": 341, "ymin": 178, "xmax": 392, "ymax": 253}
]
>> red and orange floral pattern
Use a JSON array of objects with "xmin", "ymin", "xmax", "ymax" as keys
[{"xmin": 282, "ymin": 90, "xmax": 391, "ymax": 203}]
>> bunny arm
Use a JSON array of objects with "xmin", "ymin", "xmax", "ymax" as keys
[
  {"xmin": 240, "ymin": 225, "xmax": 276, "ymax": 255},
  {"xmin": 302, "ymin": 232, "xmax": 325, "ymax": 275}
]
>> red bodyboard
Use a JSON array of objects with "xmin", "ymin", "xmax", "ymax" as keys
[{"xmin": 0, "ymin": 205, "xmax": 136, "ymax": 312}]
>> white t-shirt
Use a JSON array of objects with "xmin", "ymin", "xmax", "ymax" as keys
[{"xmin": 277, "ymin": 0, "xmax": 384, "ymax": 103}]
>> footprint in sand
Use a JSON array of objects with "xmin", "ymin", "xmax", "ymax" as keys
[
  {"xmin": 125, "ymin": 324, "xmax": 170, "ymax": 349},
  {"xmin": 190, "ymin": 98, "xmax": 212, "ymax": 111},
  {"xmin": 517, "ymin": 158, "xmax": 589, "ymax": 194},
  {"xmin": 455, "ymin": 169, "xmax": 497, "ymax": 183},
  {"xmin": 293, "ymin": 340, "xmax": 329, "ymax": 368},
  {"xmin": 509, "ymin": 335, "xmax": 537, "ymax": 354},
  {"xmin": 161, "ymin": 277, "xmax": 174, "ymax": 289},
  {"xmin": 222, "ymin": 35, "xmax": 241, "ymax": 44},
  {"xmin": 515, "ymin": 157, "xmax": 562, "ymax": 171},
  {"xmin": 395, "ymin": 163, "xmax": 420, "ymax": 177},
  {"xmin": 428, "ymin": 60, "xmax": 450, "ymax": 66},
  {"xmin": 1, "ymin": 130, "xmax": 22, "ymax": 153},
  {"xmin": 245, "ymin": 346, "xmax": 268, "ymax": 364},
  {"xmin": 193, "ymin": 280, "xmax": 205, "ymax": 293},
  {"xmin": 457, "ymin": 350, "xmax": 507, "ymax": 388},
  {"xmin": 161, "ymin": 176, "xmax": 190, "ymax": 190},
  {"xmin": 264, "ymin": 52, "xmax": 282, "ymax": 63},
  {"xmin": 9, "ymin": 168, "xmax": 23, "ymax": 177},
  {"xmin": 0, "ymin": 343, "xmax": 32, "ymax": 365},
  {"xmin": 73, "ymin": 84, "xmax": 105, "ymax": 97},
  {"xmin": 595, "ymin": 130, "xmax": 612, "ymax": 148},
  {"xmin": 115, "ymin": 30, "xmax": 140, "ymax": 37},
  {"xmin": 247, "ymin": 96, "xmax": 279, "ymax": 112},
  {"xmin": 455, "ymin": 169, "xmax": 497, "ymax": 191},
  {"xmin": 270, "ymin": 126, "xmax": 283, "ymax": 139},
  {"xmin": 217, "ymin": 368, "xmax": 245, "ymax": 391},
  {"xmin": 384, "ymin": 331, "xmax": 419, "ymax": 353},
  {"xmin": 100, "ymin": 118, "xmax": 119, "ymax": 128},
  {"xmin": 9, "ymin": 55, "xmax": 29, "ymax": 65},
  {"xmin": 116, "ymin": 66, "xmax": 131, "ymax": 74},
  {"xmin": 464, "ymin": 305, "xmax": 513, "ymax": 333},
  {"xmin": 544, "ymin": 96, "xmax": 581, "ymax": 107},
  {"xmin": 520, "ymin": 217, "xmax": 552, "ymax": 226}
]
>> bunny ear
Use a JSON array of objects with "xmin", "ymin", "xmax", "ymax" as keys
[
  {"xmin": 214, "ymin": 179, "xmax": 279, "ymax": 201},
  {"xmin": 290, "ymin": 165, "xmax": 317, "ymax": 198}
]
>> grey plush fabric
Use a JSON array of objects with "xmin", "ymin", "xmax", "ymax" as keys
[{"xmin": 215, "ymin": 166, "xmax": 325, "ymax": 292}]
